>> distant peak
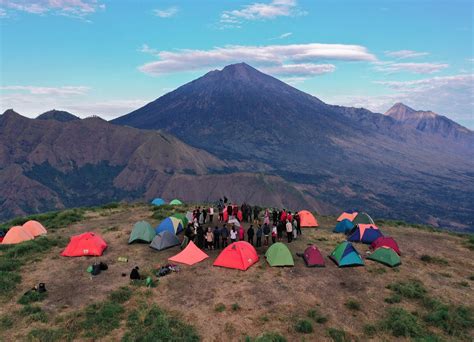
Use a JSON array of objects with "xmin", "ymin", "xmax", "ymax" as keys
[
  {"xmin": 37, "ymin": 109, "xmax": 80, "ymax": 122},
  {"xmin": 387, "ymin": 102, "xmax": 416, "ymax": 114},
  {"xmin": 2, "ymin": 109, "xmax": 23, "ymax": 118}
]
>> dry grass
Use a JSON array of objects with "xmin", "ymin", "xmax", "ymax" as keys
[{"xmin": 0, "ymin": 204, "xmax": 473, "ymax": 341}]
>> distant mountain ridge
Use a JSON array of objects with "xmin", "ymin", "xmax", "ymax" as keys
[
  {"xmin": 0, "ymin": 109, "xmax": 319, "ymax": 220},
  {"xmin": 385, "ymin": 103, "xmax": 472, "ymax": 140},
  {"xmin": 113, "ymin": 63, "xmax": 474, "ymax": 230}
]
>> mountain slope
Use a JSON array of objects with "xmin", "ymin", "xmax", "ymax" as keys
[
  {"xmin": 113, "ymin": 63, "xmax": 474, "ymax": 230},
  {"xmin": 0, "ymin": 109, "xmax": 318, "ymax": 220},
  {"xmin": 36, "ymin": 109, "xmax": 80, "ymax": 122}
]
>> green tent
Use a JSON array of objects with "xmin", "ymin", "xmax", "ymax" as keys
[
  {"xmin": 329, "ymin": 241, "xmax": 364, "ymax": 267},
  {"xmin": 172, "ymin": 213, "xmax": 189, "ymax": 227},
  {"xmin": 129, "ymin": 221, "xmax": 156, "ymax": 244},
  {"xmin": 169, "ymin": 199, "xmax": 183, "ymax": 205},
  {"xmin": 352, "ymin": 212, "xmax": 374, "ymax": 225},
  {"xmin": 265, "ymin": 242, "xmax": 294, "ymax": 267},
  {"xmin": 367, "ymin": 247, "xmax": 401, "ymax": 267}
]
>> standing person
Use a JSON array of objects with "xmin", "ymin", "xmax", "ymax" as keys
[
  {"xmin": 264, "ymin": 209, "xmax": 270, "ymax": 225},
  {"xmin": 230, "ymin": 226, "xmax": 238, "ymax": 243},
  {"xmin": 185, "ymin": 223, "xmax": 195, "ymax": 242},
  {"xmin": 247, "ymin": 225, "xmax": 255, "ymax": 245},
  {"xmin": 220, "ymin": 224, "xmax": 229, "ymax": 248},
  {"xmin": 209, "ymin": 206, "xmax": 214, "ymax": 224},
  {"xmin": 271, "ymin": 223, "xmax": 277, "ymax": 244},
  {"xmin": 286, "ymin": 219, "xmax": 293, "ymax": 243},
  {"xmin": 227, "ymin": 204, "xmax": 233, "ymax": 219},
  {"xmin": 287, "ymin": 211, "xmax": 293, "ymax": 224},
  {"xmin": 280, "ymin": 209, "xmax": 287, "ymax": 223},
  {"xmin": 272, "ymin": 209, "xmax": 278, "ymax": 224},
  {"xmin": 213, "ymin": 225, "xmax": 220, "ymax": 249},
  {"xmin": 263, "ymin": 223, "xmax": 271, "ymax": 246},
  {"xmin": 253, "ymin": 206, "xmax": 259, "ymax": 224},
  {"xmin": 205, "ymin": 227, "xmax": 214, "ymax": 250},
  {"xmin": 277, "ymin": 220, "xmax": 284, "ymax": 242},
  {"xmin": 256, "ymin": 224, "xmax": 263, "ymax": 247},
  {"xmin": 203, "ymin": 208, "xmax": 207, "ymax": 224},
  {"xmin": 293, "ymin": 218, "xmax": 298, "ymax": 240},
  {"xmin": 199, "ymin": 208, "xmax": 204, "ymax": 225},
  {"xmin": 295, "ymin": 212, "xmax": 302, "ymax": 236},
  {"xmin": 238, "ymin": 225, "xmax": 245, "ymax": 241},
  {"xmin": 233, "ymin": 205, "xmax": 238, "ymax": 218},
  {"xmin": 196, "ymin": 225, "xmax": 205, "ymax": 248},
  {"xmin": 195, "ymin": 207, "xmax": 201, "ymax": 221},
  {"xmin": 218, "ymin": 205, "xmax": 224, "ymax": 222}
]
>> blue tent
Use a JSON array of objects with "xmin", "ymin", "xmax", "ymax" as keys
[
  {"xmin": 329, "ymin": 241, "xmax": 364, "ymax": 267},
  {"xmin": 333, "ymin": 219, "xmax": 354, "ymax": 234},
  {"xmin": 155, "ymin": 217, "xmax": 183, "ymax": 235},
  {"xmin": 347, "ymin": 225, "xmax": 383, "ymax": 244},
  {"xmin": 151, "ymin": 198, "xmax": 165, "ymax": 206}
]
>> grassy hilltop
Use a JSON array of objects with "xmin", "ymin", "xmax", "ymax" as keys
[{"xmin": 0, "ymin": 203, "xmax": 473, "ymax": 341}]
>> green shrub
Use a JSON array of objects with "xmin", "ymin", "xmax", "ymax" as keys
[
  {"xmin": 0, "ymin": 270, "xmax": 21, "ymax": 293},
  {"xmin": 254, "ymin": 332, "xmax": 287, "ymax": 342},
  {"xmin": 457, "ymin": 281, "xmax": 469, "ymax": 287},
  {"xmin": 214, "ymin": 303, "xmax": 226, "ymax": 312},
  {"xmin": 307, "ymin": 308, "xmax": 328, "ymax": 323},
  {"xmin": 381, "ymin": 307, "xmax": 424, "ymax": 337},
  {"xmin": 326, "ymin": 328, "xmax": 350, "ymax": 342},
  {"xmin": 424, "ymin": 303, "xmax": 473, "ymax": 337},
  {"xmin": 28, "ymin": 328, "xmax": 67, "ymax": 342},
  {"xmin": 420, "ymin": 255, "xmax": 449, "ymax": 265},
  {"xmin": 20, "ymin": 305, "xmax": 48, "ymax": 323},
  {"xmin": 363, "ymin": 324, "xmax": 376, "ymax": 337},
  {"xmin": 123, "ymin": 304, "xmax": 199, "ymax": 342},
  {"xmin": 385, "ymin": 294, "xmax": 402, "ymax": 304},
  {"xmin": 345, "ymin": 299, "xmax": 361, "ymax": 311},
  {"xmin": 231, "ymin": 303, "xmax": 241, "ymax": 311},
  {"xmin": 108, "ymin": 287, "xmax": 132, "ymax": 304},
  {"xmin": 387, "ymin": 280, "xmax": 427, "ymax": 299},
  {"xmin": 0, "ymin": 315, "xmax": 13, "ymax": 329},
  {"xmin": 466, "ymin": 235, "xmax": 474, "ymax": 250},
  {"xmin": 101, "ymin": 202, "xmax": 120, "ymax": 209},
  {"xmin": 18, "ymin": 291, "xmax": 47, "ymax": 305},
  {"xmin": 468, "ymin": 274, "xmax": 474, "ymax": 281},
  {"xmin": 294, "ymin": 319, "xmax": 313, "ymax": 333},
  {"xmin": 81, "ymin": 301, "xmax": 124, "ymax": 338}
]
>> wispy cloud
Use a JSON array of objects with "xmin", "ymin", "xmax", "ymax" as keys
[
  {"xmin": 0, "ymin": 85, "xmax": 89, "ymax": 95},
  {"xmin": 138, "ymin": 43, "xmax": 376, "ymax": 79},
  {"xmin": 324, "ymin": 74, "xmax": 474, "ymax": 128},
  {"xmin": 220, "ymin": 0, "xmax": 305, "ymax": 28},
  {"xmin": 153, "ymin": 6, "xmax": 178, "ymax": 18},
  {"xmin": 0, "ymin": 0, "xmax": 105, "ymax": 18},
  {"xmin": 0, "ymin": 8, "xmax": 7, "ymax": 17},
  {"xmin": 374, "ymin": 62, "xmax": 449, "ymax": 74},
  {"xmin": 270, "ymin": 32, "xmax": 292, "ymax": 40},
  {"xmin": 385, "ymin": 50, "xmax": 429, "ymax": 59}
]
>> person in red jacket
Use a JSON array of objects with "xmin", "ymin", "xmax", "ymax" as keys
[
  {"xmin": 238, "ymin": 226, "xmax": 245, "ymax": 241},
  {"xmin": 280, "ymin": 209, "xmax": 287, "ymax": 222}
]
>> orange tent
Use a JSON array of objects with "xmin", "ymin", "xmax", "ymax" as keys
[
  {"xmin": 298, "ymin": 210, "xmax": 319, "ymax": 227},
  {"xmin": 168, "ymin": 241, "xmax": 209, "ymax": 265},
  {"xmin": 213, "ymin": 241, "xmax": 259, "ymax": 270},
  {"xmin": 337, "ymin": 212, "xmax": 358, "ymax": 222},
  {"xmin": 61, "ymin": 232, "xmax": 107, "ymax": 257},
  {"xmin": 2, "ymin": 226, "xmax": 34, "ymax": 244},
  {"xmin": 22, "ymin": 220, "xmax": 47, "ymax": 237}
]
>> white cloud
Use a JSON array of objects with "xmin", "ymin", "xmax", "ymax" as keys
[
  {"xmin": 323, "ymin": 74, "xmax": 474, "ymax": 128},
  {"xmin": 374, "ymin": 62, "xmax": 449, "ymax": 74},
  {"xmin": 139, "ymin": 44, "xmax": 159, "ymax": 56},
  {"xmin": 261, "ymin": 63, "xmax": 335, "ymax": 76},
  {"xmin": 220, "ymin": 0, "xmax": 305, "ymax": 27},
  {"xmin": 0, "ymin": 85, "xmax": 89, "ymax": 95},
  {"xmin": 0, "ymin": 8, "xmax": 7, "ymax": 17},
  {"xmin": 0, "ymin": 0, "xmax": 105, "ymax": 18},
  {"xmin": 385, "ymin": 50, "xmax": 429, "ymax": 59},
  {"xmin": 270, "ymin": 32, "xmax": 292, "ymax": 40},
  {"xmin": 138, "ymin": 43, "xmax": 376, "ymax": 77},
  {"xmin": 153, "ymin": 6, "xmax": 178, "ymax": 18}
]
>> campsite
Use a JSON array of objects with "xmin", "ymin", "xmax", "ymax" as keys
[{"xmin": 1, "ymin": 202, "xmax": 473, "ymax": 341}]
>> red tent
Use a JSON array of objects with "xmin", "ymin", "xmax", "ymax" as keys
[
  {"xmin": 213, "ymin": 241, "xmax": 259, "ymax": 271},
  {"xmin": 303, "ymin": 245, "xmax": 325, "ymax": 267},
  {"xmin": 168, "ymin": 241, "xmax": 209, "ymax": 265},
  {"xmin": 371, "ymin": 237, "xmax": 401, "ymax": 255},
  {"xmin": 61, "ymin": 232, "xmax": 107, "ymax": 257}
]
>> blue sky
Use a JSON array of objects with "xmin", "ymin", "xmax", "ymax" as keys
[{"xmin": 1, "ymin": 0, "xmax": 473, "ymax": 127}]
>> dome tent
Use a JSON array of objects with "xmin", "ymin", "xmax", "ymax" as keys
[
  {"xmin": 151, "ymin": 198, "xmax": 165, "ymax": 206},
  {"xmin": 371, "ymin": 237, "xmax": 401, "ymax": 255},
  {"xmin": 329, "ymin": 241, "xmax": 364, "ymax": 267},
  {"xmin": 169, "ymin": 199, "xmax": 183, "ymax": 205},
  {"xmin": 297, "ymin": 210, "xmax": 319, "ymax": 227},
  {"xmin": 22, "ymin": 220, "xmax": 47, "ymax": 237},
  {"xmin": 367, "ymin": 247, "xmax": 401, "ymax": 267},
  {"xmin": 347, "ymin": 224, "xmax": 383, "ymax": 244},
  {"xmin": 302, "ymin": 245, "xmax": 325, "ymax": 267},
  {"xmin": 333, "ymin": 219, "xmax": 354, "ymax": 234},
  {"xmin": 352, "ymin": 212, "xmax": 374, "ymax": 225},
  {"xmin": 149, "ymin": 231, "xmax": 180, "ymax": 251},
  {"xmin": 129, "ymin": 221, "xmax": 156, "ymax": 244},
  {"xmin": 2, "ymin": 226, "xmax": 34, "ymax": 245},
  {"xmin": 155, "ymin": 217, "xmax": 183, "ymax": 235},
  {"xmin": 168, "ymin": 241, "xmax": 209, "ymax": 265},
  {"xmin": 61, "ymin": 232, "xmax": 107, "ymax": 257},
  {"xmin": 265, "ymin": 242, "xmax": 294, "ymax": 267},
  {"xmin": 213, "ymin": 241, "xmax": 259, "ymax": 271},
  {"xmin": 337, "ymin": 211, "xmax": 358, "ymax": 222}
]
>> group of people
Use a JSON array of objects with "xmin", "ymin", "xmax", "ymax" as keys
[{"xmin": 185, "ymin": 200, "xmax": 302, "ymax": 250}]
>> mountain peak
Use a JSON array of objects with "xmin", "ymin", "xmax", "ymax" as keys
[
  {"xmin": 1, "ymin": 109, "xmax": 26, "ymax": 121},
  {"xmin": 37, "ymin": 109, "xmax": 80, "ymax": 122},
  {"xmin": 385, "ymin": 103, "xmax": 417, "ymax": 117}
]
